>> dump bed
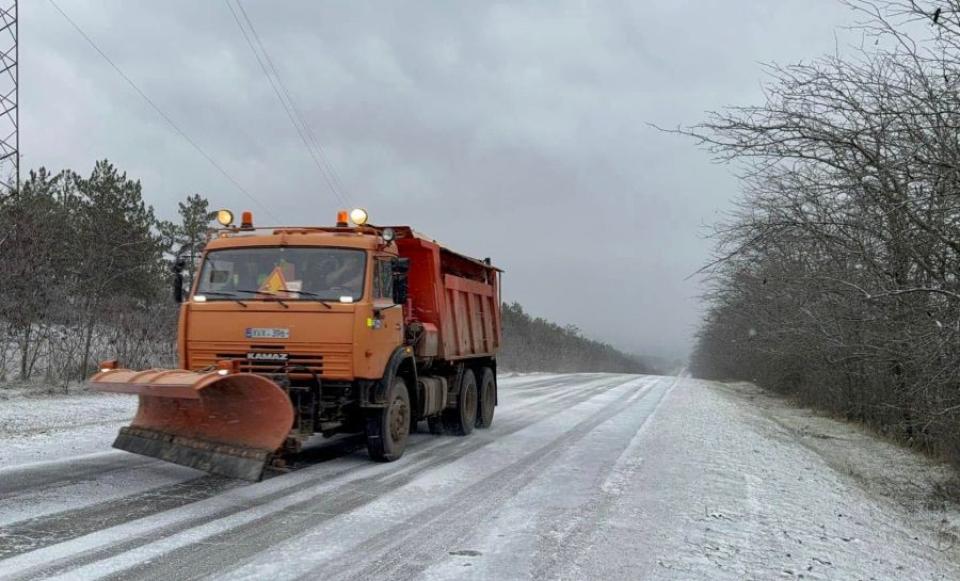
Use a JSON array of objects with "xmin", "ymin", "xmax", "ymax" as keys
[{"xmin": 394, "ymin": 229, "xmax": 501, "ymax": 361}]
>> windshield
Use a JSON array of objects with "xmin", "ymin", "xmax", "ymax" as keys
[{"xmin": 195, "ymin": 247, "xmax": 366, "ymax": 301}]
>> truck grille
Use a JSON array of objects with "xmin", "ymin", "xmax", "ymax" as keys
[
  {"xmin": 189, "ymin": 342, "xmax": 352, "ymax": 379},
  {"xmin": 216, "ymin": 351, "xmax": 324, "ymax": 374}
]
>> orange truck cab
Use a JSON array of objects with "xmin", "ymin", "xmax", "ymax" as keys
[{"xmin": 90, "ymin": 209, "xmax": 502, "ymax": 480}]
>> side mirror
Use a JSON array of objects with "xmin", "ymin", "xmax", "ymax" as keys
[
  {"xmin": 392, "ymin": 258, "xmax": 410, "ymax": 305},
  {"xmin": 173, "ymin": 258, "xmax": 186, "ymax": 303}
]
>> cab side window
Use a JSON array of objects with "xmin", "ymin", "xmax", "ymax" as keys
[{"xmin": 373, "ymin": 258, "xmax": 394, "ymax": 301}]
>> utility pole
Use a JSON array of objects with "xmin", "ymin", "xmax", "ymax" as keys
[{"xmin": 0, "ymin": 1, "xmax": 16, "ymax": 195}]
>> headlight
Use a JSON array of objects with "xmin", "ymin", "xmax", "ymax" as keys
[
  {"xmin": 350, "ymin": 208, "xmax": 369, "ymax": 225},
  {"xmin": 216, "ymin": 209, "xmax": 234, "ymax": 226}
]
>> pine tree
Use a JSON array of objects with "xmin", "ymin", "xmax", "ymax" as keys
[
  {"xmin": 71, "ymin": 160, "xmax": 166, "ymax": 378},
  {"xmin": 160, "ymin": 193, "xmax": 216, "ymax": 290}
]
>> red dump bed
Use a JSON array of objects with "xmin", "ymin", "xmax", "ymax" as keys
[{"xmin": 394, "ymin": 228, "xmax": 501, "ymax": 361}]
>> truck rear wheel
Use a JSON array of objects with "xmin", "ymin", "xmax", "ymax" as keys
[
  {"xmin": 443, "ymin": 369, "xmax": 477, "ymax": 436},
  {"xmin": 476, "ymin": 367, "xmax": 496, "ymax": 429},
  {"xmin": 365, "ymin": 377, "xmax": 410, "ymax": 462}
]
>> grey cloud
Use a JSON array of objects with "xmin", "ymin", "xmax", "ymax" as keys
[{"xmin": 23, "ymin": 0, "xmax": 856, "ymax": 358}]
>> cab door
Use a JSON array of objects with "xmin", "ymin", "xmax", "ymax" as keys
[{"xmin": 367, "ymin": 256, "xmax": 404, "ymax": 372}]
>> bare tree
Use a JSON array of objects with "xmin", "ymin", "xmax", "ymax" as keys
[{"xmin": 686, "ymin": 0, "xmax": 960, "ymax": 462}]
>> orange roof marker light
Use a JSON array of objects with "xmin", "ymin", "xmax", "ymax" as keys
[
  {"xmin": 336, "ymin": 210, "xmax": 349, "ymax": 227},
  {"xmin": 241, "ymin": 211, "xmax": 254, "ymax": 229}
]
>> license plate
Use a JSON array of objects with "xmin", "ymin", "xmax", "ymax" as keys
[{"xmin": 245, "ymin": 327, "xmax": 290, "ymax": 339}]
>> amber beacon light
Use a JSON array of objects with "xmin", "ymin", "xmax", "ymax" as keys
[{"xmin": 241, "ymin": 211, "xmax": 254, "ymax": 229}]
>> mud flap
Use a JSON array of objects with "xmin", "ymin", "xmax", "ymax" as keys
[{"xmin": 90, "ymin": 368, "xmax": 295, "ymax": 481}]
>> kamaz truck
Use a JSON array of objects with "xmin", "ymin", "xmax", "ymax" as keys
[{"xmin": 90, "ymin": 208, "xmax": 501, "ymax": 480}]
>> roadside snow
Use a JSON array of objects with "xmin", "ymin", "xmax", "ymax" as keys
[
  {"xmin": 0, "ymin": 391, "xmax": 202, "ymax": 529},
  {"xmin": 717, "ymin": 381, "xmax": 960, "ymax": 559},
  {"xmin": 570, "ymin": 378, "xmax": 960, "ymax": 580},
  {"xmin": 0, "ymin": 393, "xmax": 135, "ymax": 467}
]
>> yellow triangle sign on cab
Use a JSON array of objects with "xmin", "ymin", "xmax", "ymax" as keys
[{"xmin": 259, "ymin": 266, "xmax": 288, "ymax": 294}]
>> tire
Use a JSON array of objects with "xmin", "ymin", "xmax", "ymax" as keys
[
  {"xmin": 365, "ymin": 377, "xmax": 411, "ymax": 462},
  {"xmin": 442, "ymin": 369, "xmax": 477, "ymax": 436},
  {"xmin": 476, "ymin": 367, "xmax": 496, "ymax": 429}
]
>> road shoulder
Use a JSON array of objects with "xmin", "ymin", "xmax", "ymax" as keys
[{"xmin": 711, "ymin": 380, "xmax": 960, "ymax": 548}]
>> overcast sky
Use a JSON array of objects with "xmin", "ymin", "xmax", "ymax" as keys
[{"xmin": 23, "ymin": 1, "xmax": 856, "ymax": 359}]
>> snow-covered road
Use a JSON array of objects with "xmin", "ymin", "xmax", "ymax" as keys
[{"xmin": 1, "ymin": 373, "xmax": 959, "ymax": 580}]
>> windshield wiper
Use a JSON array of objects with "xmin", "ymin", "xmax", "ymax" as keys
[
  {"xmin": 232, "ymin": 289, "xmax": 290, "ymax": 308},
  {"xmin": 194, "ymin": 290, "xmax": 247, "ymax": 307},
  {"xmin": 286, "ymin": 289, "xmax": 334, "ymax": 309},
  {"xmin": 231, "ymin": 288, "xmax": 335, "ymax": 309}
]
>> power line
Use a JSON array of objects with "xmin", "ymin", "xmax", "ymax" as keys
[
  {"xmin": 226, "ymin": 0, "xmax": 348, "ymax": 206},
  {"xmin": 235, "ymin": 0, "xmax": 350, "ymax": 202},
  {"xmin": 227, "ymin": 0, "xmax": 350, "ymax": 207},
  {"xmin": 46, "ymin": 0, "xmax": 279, "ymax": 222}
]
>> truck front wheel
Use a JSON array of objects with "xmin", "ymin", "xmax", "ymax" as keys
[
  {"xmin": 443, "ymin": 369, "xmax": 477, "ymax": 436},
  {"xmin": 365, "ymin": 377, "xmax": 410, "ymax": 461}
]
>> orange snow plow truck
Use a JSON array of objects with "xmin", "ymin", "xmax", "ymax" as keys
[{"xmin": 89, "ymin": 209, "xmax": 501, "ymax": 481}]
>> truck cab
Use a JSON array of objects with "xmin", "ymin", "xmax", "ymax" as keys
[{"xmin": 185, "ymin": 227, "xmax": 405, "ymax": 385}]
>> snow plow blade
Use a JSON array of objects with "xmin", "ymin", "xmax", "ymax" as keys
[{"xmin": 89, "ymin": 368, "xmax": 295, "ymax": 481}]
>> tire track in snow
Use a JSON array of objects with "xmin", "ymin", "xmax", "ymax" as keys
[
  {"xmin": 98, "ymin": 376, "xmax": 642, "ymax": 581},
  {"xmin": 310, "ymin": 376, "xmax": 672, "ymax": 581},
  {"xmin": 531, "ymin": 374, "xmax": 679, "ymax": 580},
  {"xmin": 508, "ymin": 373, "xmax": 606, "ymax": 395},
  {"xmin": 0, "ymin": 476, "xmax": 240, "ymax": 559},
  {"xmin": 0, "ymin": 372, "xmax": 606, "ymax": 552},
  {"xmin": 0, "ymin": 374, "xmax": 639, "ymax": 580},
  {"xmin": 0, "ymin": 454, "xmax": 158, "ymax": 500}
]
